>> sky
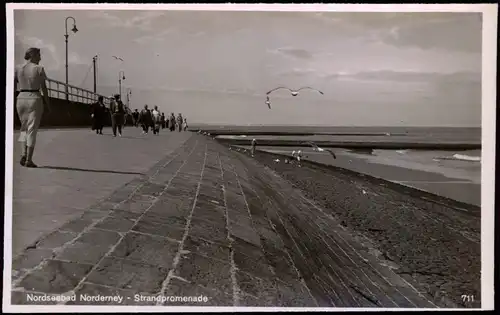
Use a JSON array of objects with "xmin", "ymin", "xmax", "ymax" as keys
[{"xmin": 13, "ymin": 9, "xmax": 483, "ymax": 126}]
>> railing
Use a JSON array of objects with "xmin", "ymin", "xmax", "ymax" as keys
[{"xmin": 45, "ymin": 77, "xmax": 131, "ymax": 114}]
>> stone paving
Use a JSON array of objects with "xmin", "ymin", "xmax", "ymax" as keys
[
  {"xmin": 11, "ymin": 128, "xmax": 192, "ymax": 256},
  {"xmin": 10, "ymin": 134, "xmax": 439, "ymax": 307}
]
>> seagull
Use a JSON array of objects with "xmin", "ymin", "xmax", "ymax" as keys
[
  {"xmin": 266, "ymin": 86, "xmax": 324, "ymax": 97},
  {"xmin": 265, "ymin": 96, "xmax": 271, "ymax": 109},
  {"xmin": 304, "ymin": 141, "xmax": 337, "ymax": 159},
  {"xmin": 112, "ymin": 56, "xmax": 124, "ymax": 61}
]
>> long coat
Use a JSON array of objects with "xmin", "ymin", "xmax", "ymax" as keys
[
  {"xmin": 90, "ymin": 101, "xmax": 107, "ymax": 130},
  {"xmin": 139, "ymin": 109, "xmax": 153, "ymax": 126}
]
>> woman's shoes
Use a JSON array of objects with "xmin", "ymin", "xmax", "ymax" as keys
[
  {"xmin": 24, "ymin": 160, "xmax": 38, "ymax": 168},
  {"xmin": 20, "ymin": 156, "xmax": 26, "ymax": 166}
]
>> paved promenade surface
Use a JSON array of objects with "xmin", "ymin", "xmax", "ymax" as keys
[
  {"xmin": 11, "ymin": 129, "xmax": 440, "ymax": 307},
  {"xmin": 11, "ymin": 128, "xmax": 191, "ymax": 257}
]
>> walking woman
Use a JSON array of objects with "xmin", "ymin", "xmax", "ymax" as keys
[
  {"xmin": 177, "ymin": 113, "xmax": 183, "ymax": 132},
  {"xmin": 14, "ymin": 47, "xmax": 50, "ymax": 168},
  {"xmin": 90, "ymin": 96, "xmax": 106, "ymax": 135},
  {"xmin": 169, "ymin": 113, "xmax": 176, "ymax": 132}
]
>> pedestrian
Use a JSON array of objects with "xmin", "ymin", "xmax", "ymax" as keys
[
  {"xmin": 177, "ymin": 113, "xmax": 183, "ymax": 132},
  {"xmin": 151, "ymin": 106, "xmax": 161, "ymax": 135},
  {"xmin": 109, "ymin": 94, "xmax": 125, "ymax": 137},
  {"xmin": 183, "ymin": 118, "xmax": 188, "ymax": 131},
  {"xmin": 169, "ymin": 113, "xmax": 176, "ymax": 132},
  {"xmin": 161, "ymin": 112, "xmax": 166, "ymax": 129},
  {"xmin": 139, "ymin": 105, "xmax": 153, "ymax": 134},
  {"xmin": 250, "ymin": 138, "xmax": 257, "ymax": 157},
  {"xmin": 90, "ymin": 96, "xmax": 106, "ymax": 135},
  {"xmin": 14, "ymin": 47, "xmax": 50, "ymax": 168},
  {"xmin": 132, "ymin": 109, "xmax": 139, "ymax": 127}
]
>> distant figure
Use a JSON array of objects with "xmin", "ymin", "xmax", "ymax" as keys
[
  {"xmin": 296, "ymin": 150, "xmax": 303, "ymax": 166},
  {"xmin": 139, "ymin": 104, "xmax": 153, "ymax": 134},
  {"xmin": 132, "ymin": 109, "xmax": 139, "ymax": 127},
  {"xmin": 251, "ymin": 139, "xmax": 257, "ymax": 157},
  {"xmin": 109, "ymin": 94, "xmax": 125, "ymax": 137},
  {"xmin": 291, "ymin": 150, "xmax": 302, "ymax": 166},
  {"xmin": 161, "ymin": 112, "xmax": 166, "ymax": 129},
  {"xmin": 14, "ymin": 47, "xmax": 50, "ymax": 168},
  {"xmin": 177, "ymin": 113, "xmax": 183, "ymax": 132},
  {"xmin": 183, "ymin": 118, "xmax": 188, "ymax": 131},
  {"xmin": 151, "ymin": 106, "xmax": 161, "ymax": 135},
  {"xmin": 169, "ymin": 113, "xmax": 176, "ymax": 132},
  {"xmin": 90, "ymin": 96, "xmax": 106, "ymax": 135}
]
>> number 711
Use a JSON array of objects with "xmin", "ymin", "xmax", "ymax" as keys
[{"xmin": 461, "ymin": 295, "xmax": 475, "ymax": 303}]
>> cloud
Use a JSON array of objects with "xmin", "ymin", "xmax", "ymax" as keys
[
  {"xmin": 313, "ymin": 12, "xmax": 482, "ymax": 53},
  {"xmin": 325, "ymin": 70, "xmax": 481, "ymax": 83},
  {"xmin": 15, "ymin": 32, "xmax": 61, "ymax": 70},
  {"xmin": 86, "ymin": 11, "xmax": 165, "ymax": 31},
  {"xmin": 377, "ymin": 14, "xmax": 482, "ymax": 53},
  {"xmin": 192, "ymin": 31, "xmax": 206, "ymax": 37},
  {"xmin": 133, "ymin": 28, "xmax": 175, "ymax": 44},
  {"xmin": 68, "ymin": 51, "xmax": 87, "ymax": 65},
  {"xmin": 278, "ymin": 68, "xmax": 317, "ymax": 77},
  {"xmin": 269, "ymin": 47, "xmax": 314, "ymax": 60}
]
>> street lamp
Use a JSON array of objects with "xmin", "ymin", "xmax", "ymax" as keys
[
  {"xmin": 64, "ymin": 16, "xmax": 78, "ymax": 101},
  {"xmin": 92, "ymin": 55, "xmax": 98, "ymax": 94},
  {"xmin": 118, "ymin": 71, "xmax": 126, "ymax": 100}
]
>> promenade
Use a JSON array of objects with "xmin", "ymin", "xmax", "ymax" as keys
[{"xmin": 9, "ymin": 128, "xmax": 456, "ymax": 308}]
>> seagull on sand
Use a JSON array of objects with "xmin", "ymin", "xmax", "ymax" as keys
[
  {"xmin": 304, "ymin": 141, "xmax": 337, "ymax": 159},
  {"xmin": 112, "ymin": 56, "xmax": 124, "ymax": 61},
  {"xmin": 266, "ymin": 86, "xmax": 324, "ymax": 97}
]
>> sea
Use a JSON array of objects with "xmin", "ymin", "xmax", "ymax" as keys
[{"xmin": 196, "ymin": 126, "xmax": 483, "ymax": 204}]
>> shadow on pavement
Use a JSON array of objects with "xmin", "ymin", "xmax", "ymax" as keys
[{"xmin": 40, "ymin": 165, "xmax": 144, "ymax": 176}]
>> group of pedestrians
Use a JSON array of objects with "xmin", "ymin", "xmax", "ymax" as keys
[
  {"xmin": 131, "ymin": 105, "xmax": 188, "ymax": 135},
  {"xmin": 90, "ymin": 94, "xmax": 126, "ymax": 137},
  {"xmin": 91, "ymin": 99, "xmax": 188, "ymax": 136},
  {"xmin": 14, "ymin": 46, "xmax": 190, "ymax": 168}
]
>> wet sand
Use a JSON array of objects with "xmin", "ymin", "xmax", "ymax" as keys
[{"xmin": 254, "ymin": 147, "xmax": 481, "ymax": 207}]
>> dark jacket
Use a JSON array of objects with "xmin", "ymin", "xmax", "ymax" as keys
[
  {"xmin": 139, "ymin": 109, "xmax": 153, "ymax": 125},
  {"xmin": 110, "ymin": 100, "xmax": 125, "ymax": 115},
  {"xmin": 91, "ymin": 101, "xmax": 106, "ymax": 117},
  {"xmin": 90, "ymin": 101, "xmax": 107, "ymax": 129}
]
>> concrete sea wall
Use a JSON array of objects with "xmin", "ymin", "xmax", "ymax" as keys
[{"xmin": 13, "ymin": 96, "xmax": 133, "ymax": 128}]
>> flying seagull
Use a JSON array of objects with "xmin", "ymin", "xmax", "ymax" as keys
[
  {"xmin": 112, "ymin": 56, "xmax": 124, "ymax": 61},
  {"xmin": 305, "ymin": 141, "xmax": 337, "ymax": 159},
  {"xmin": 265, "ymin": 96, "xmax": 271, "ymax": 109},
  {"xmin": 266, "ymin": 86, "xmax": 324, "ymax": 97}
]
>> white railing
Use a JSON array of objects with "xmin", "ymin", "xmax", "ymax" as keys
[{"xmin": 46, "ymin": 77, "xmax": 131, "ymax": 114}]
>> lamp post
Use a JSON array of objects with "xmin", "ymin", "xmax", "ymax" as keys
[
  {"xmin": 92, "ymin": 55, "xmax": 98, "ymax": 94},
  {"xmin": 118, "ymin": 71, "xmax": 126, "ymax": 100},
  {"xmin": 64, "ymin": 16, "xmax": 78, "ymax": 101}
]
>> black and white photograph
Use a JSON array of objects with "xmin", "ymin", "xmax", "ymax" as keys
[{"xmin": 3, "ymin": 3, "xmax": 496, "ymax": 312}]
